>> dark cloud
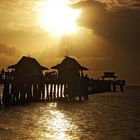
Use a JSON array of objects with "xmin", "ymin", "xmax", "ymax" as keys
[
  {"xmin": 74, "ymin": 0, "xmax": 140, "ymax": 52},
  {"xmin": 72, "ymin": 0, "xmax": 140, "ymax": 85}
]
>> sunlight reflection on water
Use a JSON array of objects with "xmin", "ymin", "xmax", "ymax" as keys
[
  {"xmin": 36, "ymin": 103, "xmax": 78, "ymax": 140},
  {"xmin": 0, "ymin": 86, "xmax": 140, "ymax": 139}
]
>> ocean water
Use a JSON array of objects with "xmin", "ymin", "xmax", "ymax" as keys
[{"xmin": 0, "ymin": 85, "xmax": 140, "ymax": 140}]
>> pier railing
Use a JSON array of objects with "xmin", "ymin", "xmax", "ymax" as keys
[
  {"xmin": 1, "ymin": 80, "xmax": 89, "ymax": 105},
  {"xmin": 0, "ymin": 71, "xmax": 125, "ymax": 106}
]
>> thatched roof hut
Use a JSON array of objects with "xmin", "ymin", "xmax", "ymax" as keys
[
  {"xmin": 8, "ymin": 56, "xmax": 48, "ymax": 81},
  {"xmin": 51, "ymin": 56, "xmax": 88, "ymax": 82}
]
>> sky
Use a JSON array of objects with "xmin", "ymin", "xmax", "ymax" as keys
[{"xmin": 0, "ymin": 0, "xmax": 140, "ymax": 85}]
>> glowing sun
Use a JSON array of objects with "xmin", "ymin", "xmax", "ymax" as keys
[{"xmin": 36, "ymin": 0, "xmax": 80, "ymax": 36}]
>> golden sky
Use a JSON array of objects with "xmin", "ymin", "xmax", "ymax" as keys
[{"xmin": 0, "ymin": 0, "xmax": 140, "ymax": 85}]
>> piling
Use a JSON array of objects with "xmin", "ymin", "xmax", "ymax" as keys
[{"xmin": 2, "ymin": 81, "xmax": 11, "ymax": 105}]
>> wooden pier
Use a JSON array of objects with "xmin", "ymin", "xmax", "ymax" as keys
[
  {"xmin": 0, "ymin": 77, "xmax": 125, "ymax": 106},
  {"xmin": 0, "ymin": 56, "xmax": 126, "ymax": 106},
  {"xmin": 1, "ymin": 80, "xmax": 89, "ymax": 106}
]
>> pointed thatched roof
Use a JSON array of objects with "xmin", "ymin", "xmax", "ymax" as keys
[
  {"xmin": 8, "ymin": 56, "xmax": 48, "ymax": 70},
  {"xmin": 51, "ymin": 56, "xmax": 88, "ymax": 71}
]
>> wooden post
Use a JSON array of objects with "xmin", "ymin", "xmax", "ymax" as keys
[
  {"xmin": 11, "ymin": 82, "xmax": 16, "ymax": 104},
  {"xmin": 57, "ymin": 84, "xmax": 60, "ymax": 99},
  {"xmin": 2, "ymin": 81, "xmax": 11, "ymax": 105},
  {"xmin": 37, "ymin": 83, "xmax": 42, "ymax": 100},
  {"xmin": 63, "ymin": 84, "xmax": 67, "ymax": 98},
  {"xmin": 26, "ymin": 82, "xmax": 32, "ymax": 102},
  {"xmin": 50, "ymin": 84, "xmax": 53, "ymax": 100},
  {"xmin": 46, "ymin": 83, "xmax": 49, "ymax": 100},
  {"xmin": 79, "ymin": 92, "xmax": 82, "ymax": 101},
  {"xmin": 33, "ymin": 83, "xmax": 38, "ymax": 100},
  {"xmin": 15, "ymin": 82, "xmax": 20, "ymax": 104},
  {"xmin": 20, "ymin": 83, "xmax": 26, "ymax": 103},
  {"xmin": 113, "ymin": 83, "xmax": 116, "ymax": 92},
  {"xmin": 0, "ymin": 93, "xmax": 1, "ymax": 105},
  {"xmin": 120, "ymin": 84, "xmax": 124, "ymax": 92},
  {"xmin": 60, "ymin": 84, "xmax": 63, "ymax": 99},
  {"xmin": 53, "ymin": 84, "xmax": 56, "ymax": 100},
  {"xmin": 0, "ymin": 94, "xmax": 1, "ymax": 106},
  {"xmin": 41, "ymin": 83, "xmax": 45, "ymax": 100}
]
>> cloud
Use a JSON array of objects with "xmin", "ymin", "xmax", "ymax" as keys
[
  {"xmin": 0, "ymin": 42, "xmax": 23, "ymax": 68},
  {"xmin": 73, "ymin": 0, "xmax": 140, "ymax": 53},
  {"xmin": 0, "ymin": 43, "xmax": 18, "ymax": 56},
  {"xmin": 72, "ymin": 0, "xmax": 140, "ymax": 84},
  {"xmin": 0, "ymin": 0, "xmax": 37, "ymax": 31},
  {"xmin": 72, "ymin": 0, "xmax": 140, "ymax": 10}
]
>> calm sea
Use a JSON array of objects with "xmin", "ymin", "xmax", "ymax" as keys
[{"xmin": 0, "ymin": 84, "xmax": 140, "ymax": 140}]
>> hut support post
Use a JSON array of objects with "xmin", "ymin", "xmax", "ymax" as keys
[
  {"xmin": 57, "ymin": 84, "xmax": 59, "ymax": 99},
  {"xmin": 53, "ymin": 84, "xmax": 56, "ymax": 99},
  {"xmin": 46, "ymin": 83, "xmax": 49, "ymax": 100},
  {"xmin": 60, "ymin": 84, "xmax": 63, "ymax": 99},
  {"xmin": 50, "ymin": 84, "xmax": 53, "ymax": 100}
]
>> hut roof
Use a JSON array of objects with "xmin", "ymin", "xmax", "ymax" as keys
[
  {"xmin": 8, "ymin": 56, "xmax": 48, "ymax": 70},
  {"xmin": 51, "ymin": 56, "xmax": 88, "ymax": 71},
  {"xmin": 100, "ymin": 72, "xmax": 118, "ymax": 78}
]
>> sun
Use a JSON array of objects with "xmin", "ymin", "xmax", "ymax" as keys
[{"xmin": 36, "ymin": 0, "xmax": 80, "ymax": 36}]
